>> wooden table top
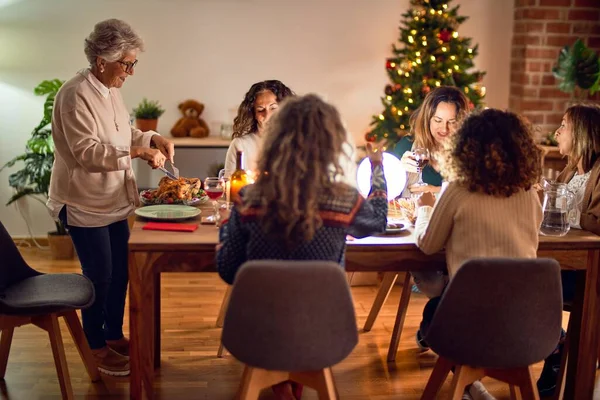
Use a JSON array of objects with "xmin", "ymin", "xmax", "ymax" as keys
[{"xmin": 129, "ymin": 214, "xmax": 600, "ymax": 252}]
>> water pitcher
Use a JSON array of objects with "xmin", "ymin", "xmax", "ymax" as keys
[{"xmin": 540, "ymin": 181, "xmax": 574, "ymax": 237}]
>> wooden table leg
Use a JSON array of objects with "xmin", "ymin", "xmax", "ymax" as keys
[
  {"xmin": 387, "ymin": 272, "xmax": 412, "ymax": 362},
  {"xmin": 154, "ymin": 273, "xmax": 161, "ymax": 369},
  {"xmin": 565, "ymin": 249, "xmax": 600, "ymax": 399},
  {"xmin": 363, "ymin": 272, "xmax": 398, "ymax": 332},
  {"xmin": 129, "ymin": 251, "xmax": 159, "ymax": 400}
]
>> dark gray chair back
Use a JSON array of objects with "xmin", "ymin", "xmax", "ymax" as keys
[
  {"xmin": 0, "ymin": 220, "xmax": 40, "ymax": 294},
  {"xmin": 0, "ymin": 220, "xmax": 94, "ymax": 315},
  {"xmin": 425, "ymin": 258, "xmax": 563, "ymax": 369},
  {"xmin": 222, "ymin": 260, "xmax": 358, "ymax": 371}
]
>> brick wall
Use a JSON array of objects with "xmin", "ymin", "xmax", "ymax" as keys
[{"xmin": 509, "ymin": 0, "xmax": 600, "ymax": 141}]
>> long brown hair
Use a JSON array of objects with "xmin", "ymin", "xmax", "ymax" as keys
[
  {"xmin": 409, "ymin": 86, "xmax": 470, "ymax": 151},
  {"xmin": 563, "ymin": 104, "xmax": 600, "ymax": 172},
  {"xmin": 246, "ymin": 94, "xmax": 348, "ymax": 247},
  {"xmin": 232, "ymin": 80, "xmax": 294, "ymax": 138}
]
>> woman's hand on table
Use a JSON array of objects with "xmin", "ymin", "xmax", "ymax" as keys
[
  {"xmin": 416, "ymin": 192, "xmax": 436, "ymax": 208},
  {"xmin": 151, "ymin": 135, "xmax": 175, "ymax": 163},
  {"xmin": 409, "ymin": 184, "xmax": 441, "ymax": 194},
  {"xmin": 131, "ymin": 146, "xmax": 166, "ymax": 169}
]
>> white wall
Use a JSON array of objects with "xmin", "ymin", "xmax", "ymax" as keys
[{"xmin": 0, "ymin": 0, "xmax": 514, "ymax": 237}]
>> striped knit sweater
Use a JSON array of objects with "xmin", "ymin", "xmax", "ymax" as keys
[
  {"xmin": 414, "ymin": 181, "xmax": 543, "ymax": 277},
  {"xmin": 216, "ymin": 163, "xmax": 388, "ymax": 284}
]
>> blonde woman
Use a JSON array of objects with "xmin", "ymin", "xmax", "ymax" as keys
[
  {"xmin": 216, "ymin": 94, "xmax": 387, "ymax": 399},
  {"xmin": 393, "ymin": 86, "xmax": 470, "ymax": 196},
  {"xmin": 537, "ymin": 103, "xmax": 600, "ymax": 397},
  {"xmin": 47, "ymin": 19, "xmax": 174, "ymax": 376}
]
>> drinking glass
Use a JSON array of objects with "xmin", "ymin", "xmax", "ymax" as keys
[
  {"xmin": 413, "ymin": 147, "xmax": 430, "ymax": 186},
  {"xmin": 204, "ymin": 177, "xmax": 224, "ymax": 222}
]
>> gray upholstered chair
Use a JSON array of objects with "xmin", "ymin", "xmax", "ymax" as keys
[
  {"xmin": 421, "ymin": 258, "xmax": 563, "ymax": 400},
  {"xmin": 221, "ymin": 260, "xmax": 358, "ymax": 400},
  {"xmin": 0, "ymin": 221, "xmax": 99, "ymax": 399}
]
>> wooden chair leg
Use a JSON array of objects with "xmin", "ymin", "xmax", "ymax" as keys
[
  {"xmin": 216, "ymin": 340, "xmax": 227, "ymax": 358},
  {"xmin": 387, "ymin": 272, "xmax": 412, "ymax": 362},
  {"xmin": 363, "ymin": 272, "xmax": 398, "ymax": 332},
  {"xmin": 0, "ymin": 328, "xmax": 14, "ymax": 379},
  {"xmin": 237, "ymin": 366, "xmax": 287, "ymax": 400},
  {"xmin": 317, "ymin": 368, "xmax": 338, "ymax": 400},
  {"xmin": 34, "ymin": 314, "xmax": 74, "ymax": 400},
  {"xmin": 292, "ymin": 368, "xmax": 338, "ymax": 400},
  {"xmin": 216, "ymin": 285, "xmax": 232, "ymax": 328},
  {"xmin": 516, "ymin": 366, "xmax": 540, "ymax": 400},
  {"xmin": 62, "ymin": 310, "xmax": 101, "ymax": 382},
  {"xmin": 509, "ymin": 385, "xmax": 523, "ymax": 400},
  {"xmin": 447, "ymin": 365, "xmax": 483, "ymax": 400},
  {"xmin": 421, "ymin": 356, "xmax": 453, "ymax": 400}
]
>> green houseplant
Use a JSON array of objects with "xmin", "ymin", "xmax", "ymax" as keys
[
  {"xmin": 553, "ymin": 39, "xmax": 600, "ymax": 99},
  {"xmin": 0, "ymin": 79, "xmax": 74, "ymax": 259},
  {"xmin": 133, "ymin": 98, "xmax": 165, "ymax": 132}
]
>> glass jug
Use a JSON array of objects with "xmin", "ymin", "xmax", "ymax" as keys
[{"xmin": 540, "ymin": 181, "xmax": 575, "ymax": 237}]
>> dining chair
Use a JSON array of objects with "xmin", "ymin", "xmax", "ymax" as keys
[
  {"xmin": 0, "ymin": 220, "xmax": 100, "ymax": 399},
  {"xmin": 221, "ymin": 260, "xmax": 358, "ymax": 399},
  {"xmin": 421, "ymin": 258, "xmax": 562, "ymax": 400}
]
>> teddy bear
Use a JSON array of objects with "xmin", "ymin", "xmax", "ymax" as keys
[{"xmin": 170, "ymin": 99, "xmax": 210, "ymax": 138}]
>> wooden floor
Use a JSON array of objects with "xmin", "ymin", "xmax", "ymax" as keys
[{"xmin": 2, "ymin": 247, "xmax": 598, "ymax": 399}]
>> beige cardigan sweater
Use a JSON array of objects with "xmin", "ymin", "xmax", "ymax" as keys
[
  {"xmin": 414, "ymin": 182, "xmax": 543, "ymax": 276},
  {"xmin": 47, "ymin": 69, "xmax": 155, "ymax": 227}
]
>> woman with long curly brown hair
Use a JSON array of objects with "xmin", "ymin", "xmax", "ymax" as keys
[
  {"xmin": 413, "ymin": 108, "xmax": 543, "ymax": 399},
  {"xmin": 223, "ymin": 80, "xmax": 294, "ymax": 177},
  {"xmin": 216, "ymin": 94, "xmax": 388, "ymax": 399}
]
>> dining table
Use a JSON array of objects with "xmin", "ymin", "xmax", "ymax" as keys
[{"xmin": 128, "ymin": 209, "xmax": 600, "ymax": 400}]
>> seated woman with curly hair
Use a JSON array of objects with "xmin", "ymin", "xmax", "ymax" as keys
[
  {"xmin": 216, "ymin": 94, "xmax": 388, "ymax": 399},
  {"xmin": 413, "ymin": 108, "xmax": 543, "ymax": 400}
]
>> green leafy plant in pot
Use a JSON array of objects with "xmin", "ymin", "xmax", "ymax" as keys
[
  {"xmin": 553, "ymin": 39, "xmax": 600, "ymax": 100},
  {"xmin": 0, "ymin": 79, "xmax": 74, "ymax": 259},
  {"xmin": 133, "ymin": 98, "xmax": 165, "ymax": 132}
]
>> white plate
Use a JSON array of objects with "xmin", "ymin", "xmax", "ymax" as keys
[
  {"xmin": 385, "ymin": 221, "xmax": 407, "ymax": 234},
  {"xmin": 134, "ymin": 205, "xmax": 201, "ymax": 221}
]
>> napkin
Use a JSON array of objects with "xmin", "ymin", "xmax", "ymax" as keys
[{"xmin": 142, "ymin": 222, "xmax": 198, "ymax": 232}]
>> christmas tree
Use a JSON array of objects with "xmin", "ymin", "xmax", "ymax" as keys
[{"xmin": 367, "ymin": 0, "xmax": 486, "ymax": 148}]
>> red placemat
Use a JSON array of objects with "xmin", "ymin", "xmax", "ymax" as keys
[{"xmin": 142, "ymin": 222, "xmax": 198, "ymax": 232}]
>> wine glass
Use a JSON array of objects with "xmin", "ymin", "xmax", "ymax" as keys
[
  {"xmin": 413, "ymin": 147, "xmax": 430, "ymax": 187},
  {"xmin": 204, "ymin": 177, "xmax": 224, "ymax": 223}
]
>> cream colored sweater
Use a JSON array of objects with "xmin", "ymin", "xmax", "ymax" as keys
[
  {"xmin": 47, "ymin": 69, "xmax": 155, "ymax": 227},
  {"xmin": 414, "ymin": 182, "xmax": 543, "ymax": 277}
]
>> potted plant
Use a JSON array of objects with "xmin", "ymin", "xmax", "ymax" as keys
[
  {"xmin": 0, "ymin": 79, "xmax": 73, "ymax": 259},
  {"xmin": 133, "ymin": 98, "xmax": 165, "ymax": 131},
  {"xmin": 553, "ymin": 39, "xmax": 600, "ymax": 100}
]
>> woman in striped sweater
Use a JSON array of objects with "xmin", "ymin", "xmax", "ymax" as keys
[{"xmin": 216, "ymin": 94, "xmax": 387, "ymax": 399}]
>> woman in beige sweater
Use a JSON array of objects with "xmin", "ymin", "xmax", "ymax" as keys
[
  {"xmin": 414, "ymin": 109, "xmax": 543, "ymax": 399},
  {"xmin": 47, "ymin": 19, "xmax": 174, "ymax": 376}
]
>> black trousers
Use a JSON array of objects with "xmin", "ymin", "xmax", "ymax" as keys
[{"xmin": 59, "ymin": 207, "xmax": 129, "ymax": 349}]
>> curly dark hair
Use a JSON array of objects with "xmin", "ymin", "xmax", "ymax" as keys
[
  {"xmin": 232, "ymin": 80, "xmax": 295, "ymax": 138},
  {"xmin": 245, "ymin": 94, "xmax": 348, "ymax": 248},
  {"xmin": 442, "ymin": 108, "xmax": 542, "ymax": 197}
]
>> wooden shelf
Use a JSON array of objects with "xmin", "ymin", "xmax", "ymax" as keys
[{"xmin": 167, "ymin": 136, "xmax": 231, "ymax": 149}]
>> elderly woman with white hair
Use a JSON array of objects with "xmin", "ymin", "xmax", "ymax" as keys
[{"xmin": 47, "ymin": 18, "xmax": 173, "ymax": 376}]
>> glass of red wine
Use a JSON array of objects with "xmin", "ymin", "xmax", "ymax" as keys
[
  {"xmin": 204, "ymin": 177, "xmax": 224, "ymax": 223},
  {"xmin": 413, "ymin": 147, "xmax": 430, "ymax": 187}
]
